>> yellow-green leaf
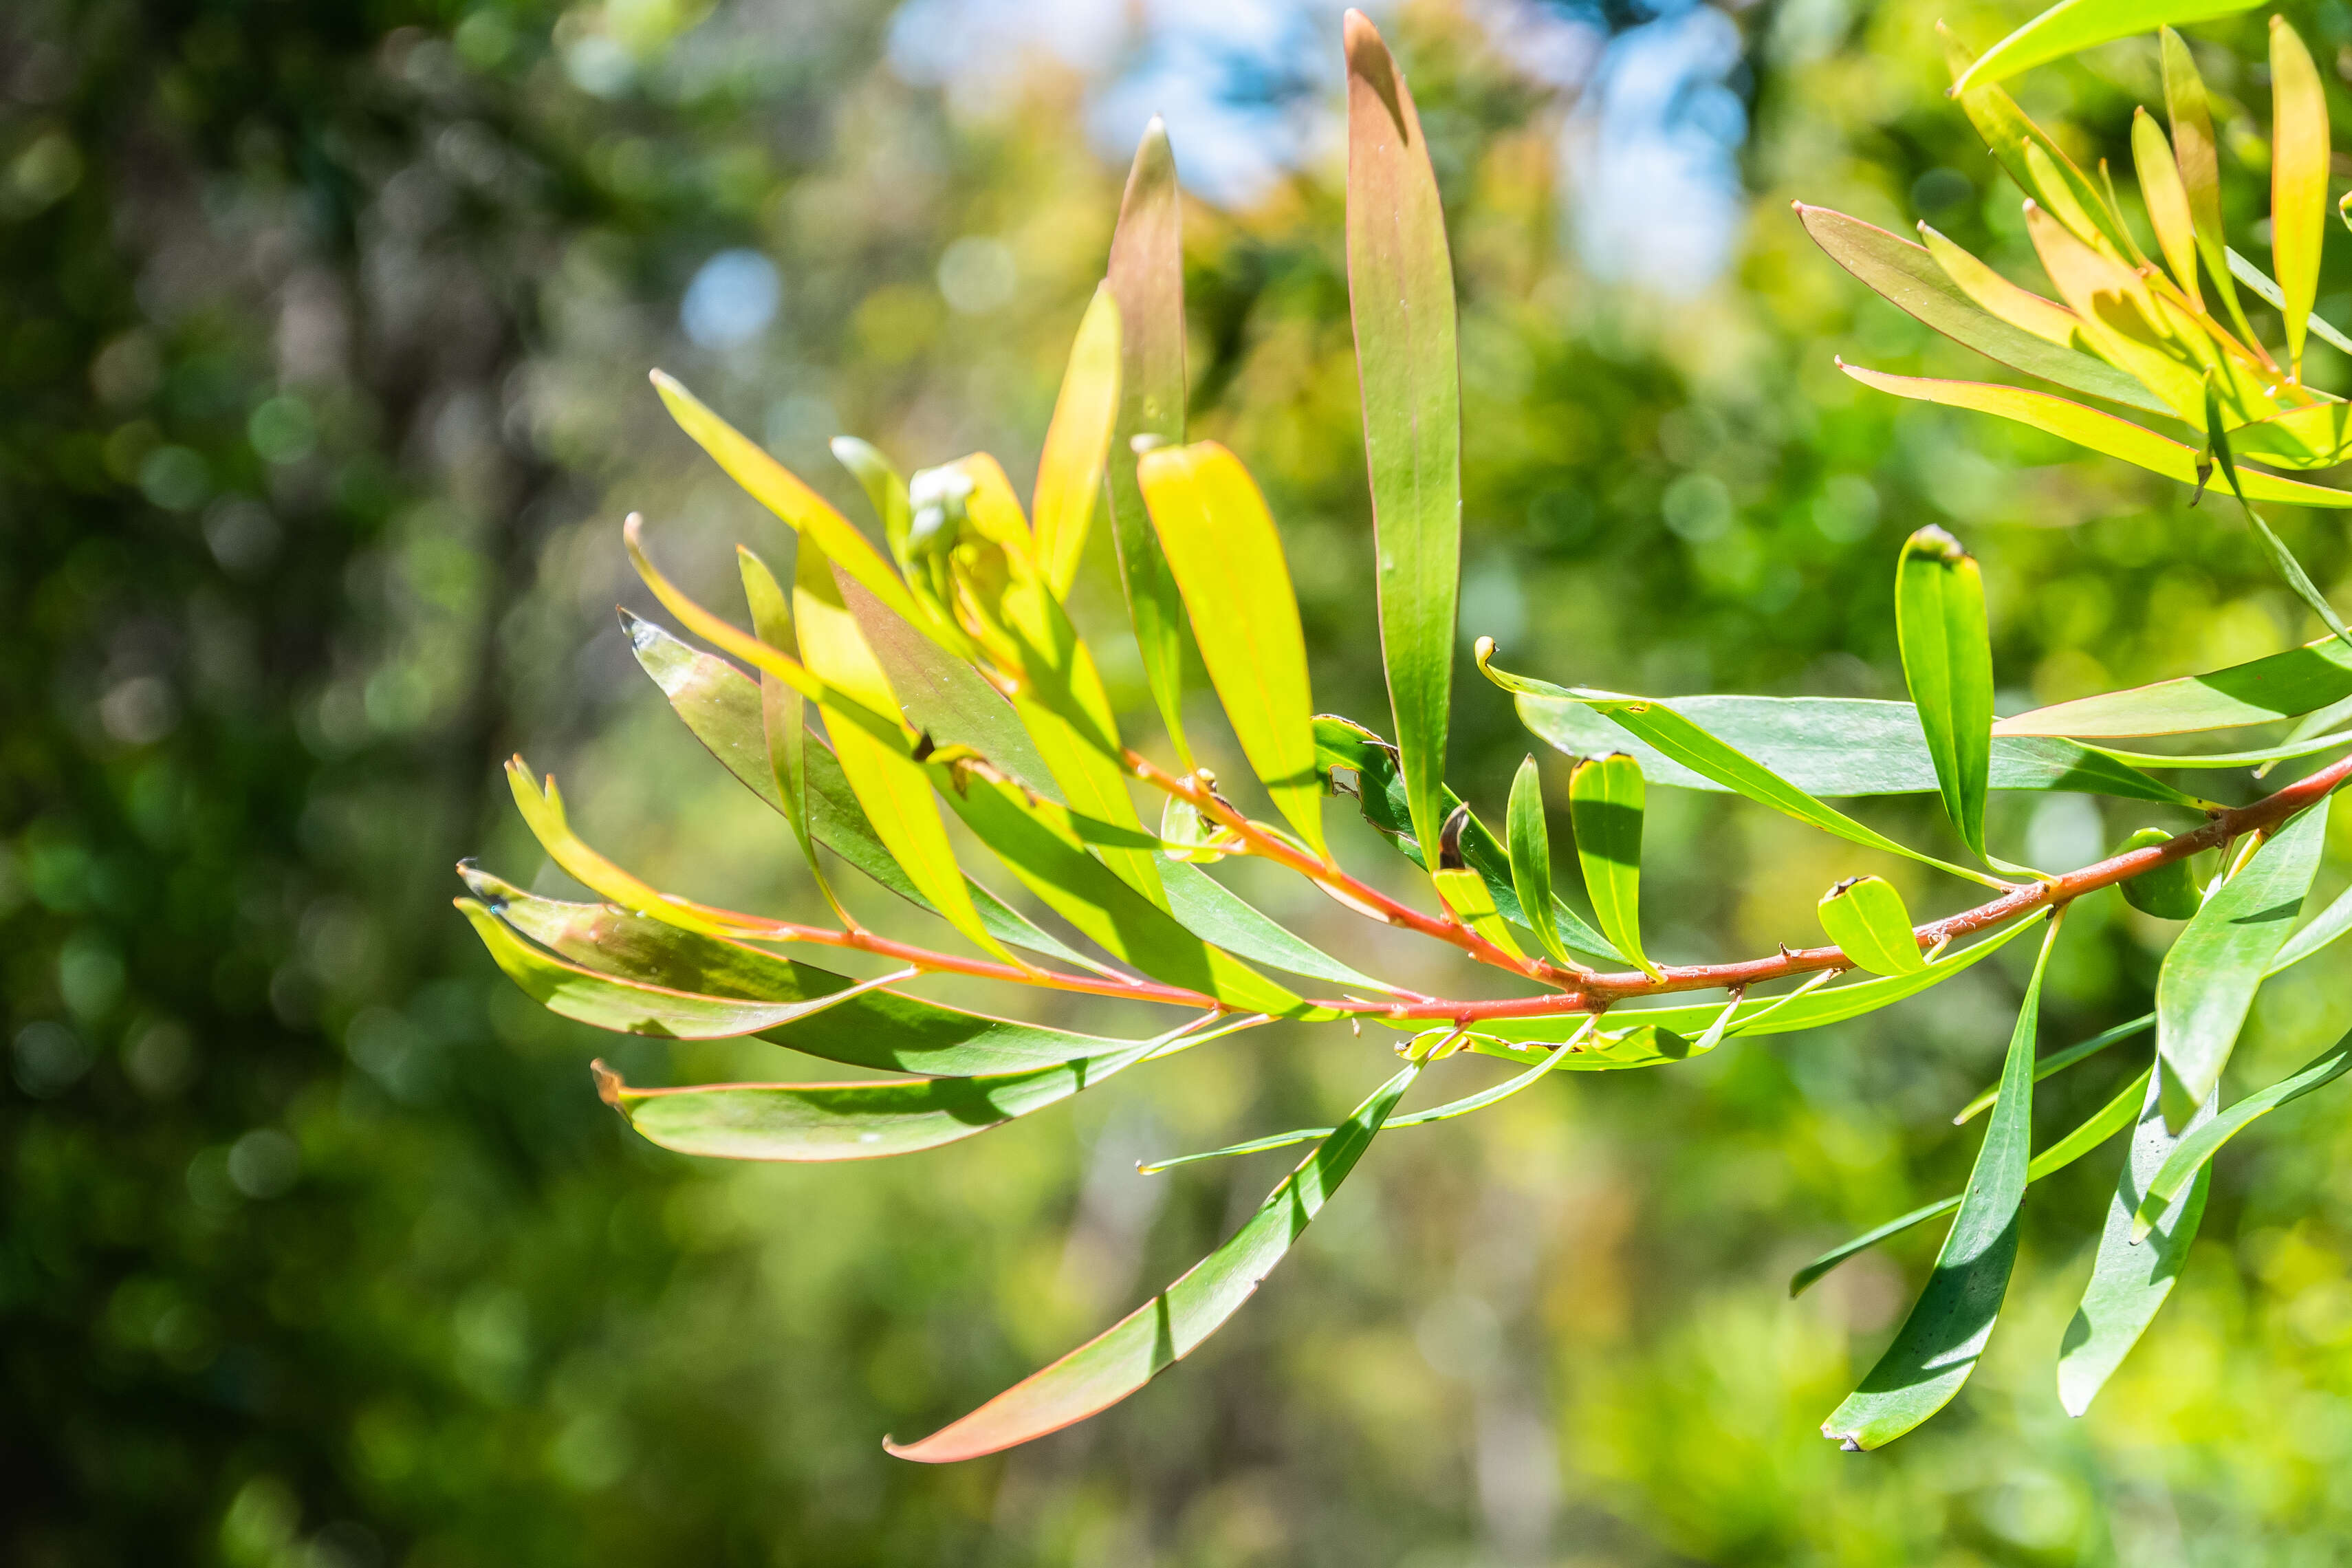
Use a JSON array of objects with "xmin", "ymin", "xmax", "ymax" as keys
[
  {"xmin": 1569, "ymin": 753, "xmax": 1658, "ymax": 979},
  {"xmin": 2270, "ymin": 17, "xmax": 2329, "ymax": 382},
  {"xmin": 2134, "ymin": 106, "xmax": 2202, "ymax": 309},
  {"xmin": 1838, "ymin": 364, "xmax": 2352, "ymax": 509},
  {"xmin": 2164, "ymin": 27, "xmax": 2261, "ymax": 351},
  {"xmin": 793, "ymin": 535, "xmax": 1011, "ymax": 963},
  {"xmin": 739, "ymin": 545, "xmax": 844, "ymax": 920},
  {"xmin": 1816, "ymin": 875, "xmax": 1926, "ymax": 976},
  {"xmin": 1950, "ymin": 1, "xmax": 2264, "ymax": 96},
  {"xmin": 1137, "ymin": 440, "xmax": 1327, "ymax": 858},
  {"xmin": 1031, "ymin": 285, "xmax": 1121, "ymax": 600},
  {"xmin": 650, "ymin": 371, "xmax": 926, "ymax": 631}
]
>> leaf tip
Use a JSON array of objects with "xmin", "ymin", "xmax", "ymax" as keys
[{"xmin": 590, "ymin": 1058, "xmax": 625, "ymax": 1109}]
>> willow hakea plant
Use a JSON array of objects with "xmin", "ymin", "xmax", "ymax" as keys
[{"xmin": 464, "ymin": 5, "xmax": 2352, "ymax": 1459}]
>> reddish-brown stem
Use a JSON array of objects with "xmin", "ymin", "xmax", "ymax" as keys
[
  {"xmin": 1124, "ymin": 750, "xmax": 1594, "ymax": 990},
  {"xmin": 1349, "ymin": 748, "xmax": 2352, "ymax": 1024}
]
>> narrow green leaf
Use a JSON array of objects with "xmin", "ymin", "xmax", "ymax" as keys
[
  {"xmin": 1032, "ymin": 285, "xmax": 1122, "ymax": 600},
  {"xmin": 1818, "ymin": 875, "xmax": 1926, "ymax": 976},
  {"xmin": 651, "ymin": 371, "xmax": 930, "ymax": 633},
  {"xmin": 1792, "ymin": 1061, "xmax": 2144, "ymax": 1298},
  {"xmin": 2090, "ymin": 730, "xmax": 2352, "ymax": 769},
  {"xmin": 884, "ymin": 1061, "xmax": 1420, "ymax": 1461},
  {"xmin": 2223, "ymin": 248, "xmax": 2352, "ymax": 356},
  {"xmin": 1479, "ymin": 646, "xmax": 2012, "ymax": 889},
  {"xmin": 2057, "ymin": 1063, "xmax": 2214, "ymax": 1414},
  {"xmin": 1104, "ymin": 116, "xmax": 1196, "ymax": 768},
  {"xmin": 2114, "ymin": 826, "xmax": 2203, "ymax": 919},
  {"xmin": 1949, "ymin": 0, "xmax": 2262, "ymax": 96},
  {"xmin": 1796, "ymin": 204, "xmax": 2166, "ymax": 414},
  {"xmin": 1506, "ymin": 756, "xmax": 1574, "ymax": 967},
  {"xmin": 1518, "ymin": 691, "xmax": 2202, "ymax": 807},
  {"xmin": 2134, "ymin": 1029, "xmax": 2352, "ymax": 1235},
  {"xmin": 595, "ymin": 1019, "xmax": 1253, "ymax": 1164},
  {"xmin": 2272, "ymin": 873, "xmax": 2352, "ymax": 971},
  {"xmin": 1897, "ymin": 525, "xmax": 1995, "ymax": 860},
  {"xmin": 2165, "ymin": 26, "xmax": 2261, "ymax": 349},
  {"xmin": 2001, "ymin": 634, "xmax": 2352, "ymax": 738},
  {"xmin": 1569, "ymin": 754, "xmax": 1657, "ymax": 977},
  {"xmin": 794, "ymin": 536, "xmax": 1013, "ymax": 963},
  {"xmin": 944, "ymin": 776, "xmax": 1314, "ymax": 1019},
  {"xmin": 1820, "ymin": 913, "xmax": 2062, "ymax": 1449},
  {"xmin": 1137, "ymin": 441, "xmax": 1327, "ymax": 857},
  {"xmin": 2156, "ymin": 802, "xmax": 2325, "ymax": 1127},
  {"xmin": 596, "ymin": 1045, "xmax": 1154, "ymax": 1162},
  {"xmin": 2206, "ymin": 378, "xmax": 2352, "ymax": 659},
  {"xmin": 2270, "ymin": 17, "xmax": 2329, "ymax": 382},
  {"xmin": 1345, "ymin": 8, "xmax": 1460, "ymax": 878},
  {"xmin": 1474, "ymin": 919, "xmax": 2037, "ymax": 1054},
  {"xmin": 468, "ymin": 874, "xmax": 1139, "ymax": 1076},
  {"xmin": 1314, "ymin": 715, "xmax": 1622, "ymax": 961},
  {"xmin": 459, "ymin": 897, "xmax": 904, "ymax": 1040},
  {"xmin": 1839, "ymin": 364, "xmax": 2352, "ymax": 509},
  {"xmin": 621, "ymin": 612, "xmax": 1089, "ymax": 966}
]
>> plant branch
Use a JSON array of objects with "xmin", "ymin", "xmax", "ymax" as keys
[
  {"xmin": 1124, "ymin": 749, "xmax": 1596, "ymax": 990},
  {"xmin": 1345, "ymin": 750, "xmax": 2352, "ymax": 1023}
]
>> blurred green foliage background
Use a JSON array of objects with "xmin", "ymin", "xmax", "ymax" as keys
[{"xmin": 11, "ymin": 0, "xmax": 2352, "ymax": 1561}]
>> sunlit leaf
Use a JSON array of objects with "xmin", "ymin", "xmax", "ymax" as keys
[
  {"xmin": 651, "ymin": 371, "xmax": 930, "ymax": 633},
  {"xmin": 2133, "ymin": 107, "xmax": 2202, "ymax": 308},
  {"xmin": 2269, "ymin": 17, "xmax": 2329, "ymax": 382},
  {"xmin": 2056, "ymin": 1062, "xmax": 2213, "ymax": 1414},
  {"xmin": 503, "ymin": 759, "xmax": 749, "ymax": 943},
  {"xmin": 1314, "ymin": 715, "xmax": 1623, "ymax": 961},
  {"xmin": 2001, "ymin": 633, "xmax": 2352, "ymax": 738},
  {"xmin": 623, "ymin": 612, "xmax": 1089, "ymax": 966},
  {"xmin": 1948, "ymin": 0, "xmax": 2262, "ymax": 96},
  {"xmin": 1157, "ymin": 861, "xmax": 1386, "ymax": 991},
  {"xmin": 1568, "ymin": 753, "xmax": 1658, "ymax": 977},
  {"xmin": 884, "ymin": 1061, "xmax": 1420, "ymax": 1461},
  {"xmin": 1431, "ymin": 809, "xmax": 1527, "ymax": 960},
  {"xmin": 1795, "ymin": 205, "xmax": 2164, "ymax": 413},
  {"xmin": 1345, "ymin": 8, "xmax": 1461, "ymax": 876},
  {"xmin": 2155, "ymin": 803, "xmax": 2325, "ymax": 1127},
  {"xmin": 1032, "ymin": 285, "xmax": 1122, "ymax": 600},
  {"xmin": 595, "ymin": 1020, "xmax": 1249, "ymax": 1164},
  {"xmin": 794, "ymin": 534, "xmax": 1012, "ymax": 963},
  {"xmin": 1817, "ymin": 875, "xmax": 1926, "ymax": 976},
  {"xmin": 1479, "ymin": 645, "xmax": 2012, "ymax": 889},
  {"xmin": 737, "ymin": 545, "xmax": 845, "ymax": 921},
  {"xmin": 2133, "ymin": 1029, "xmax": 2352, "ymax": 1237},
  {"xmin": 2113, "ymin": 826, "xmax": 2203, "ymax": 919},
  {"xmin": 1137, "ymin": 442, "xmax": 1327, "ymax": 858},
  {"xmin": 2088, "ymin": 730, "xmax": 2352, "ymax": 769},
  {"xmin": 944, "ymin": 774, "xmax": 1314, "ymax": 1018},
  {"xmin": 470, "ymin": 873, "xmax": 1131, "ymax": 1075},
  {"xmin": 1838, "ymin": 364, "xmax": 2352, "ymax": 509},
  {"xmin": 1944, "ymin": 27, "xmax": 2132, "ymax": 256},
  {"xmin": 1897, "ymin": 525, "xmax": 1994, "ymax": 860},
  {"xmin": 459, "ymin": 896, "xmax": 904, "ymax": 1038},
  {"xmin": 1820, "ymin": 913, "xmax": 2061, "ymax": 1449},
  {"xmin": 1472, "ymin": 919, "xmax": 2036, "ymax": 1054},
  {"xmin": 1518, "ymin": 690, "xmax": 2202, "ymax": 807},
  {"xmin": 2164, "ymin": 26, "xmax": 2261, "ymax": 350},
  {"xmin": 1506, "ymin": 756, "xmax": 1576, "ymax": 968},
  {"xmin": 1104, "ymin": 116, "xmax": 1197, "ymax": 768},
  {"xmin": 1792, "ymin": 1059, "xmax": 2142, "ymax": 1297}
]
